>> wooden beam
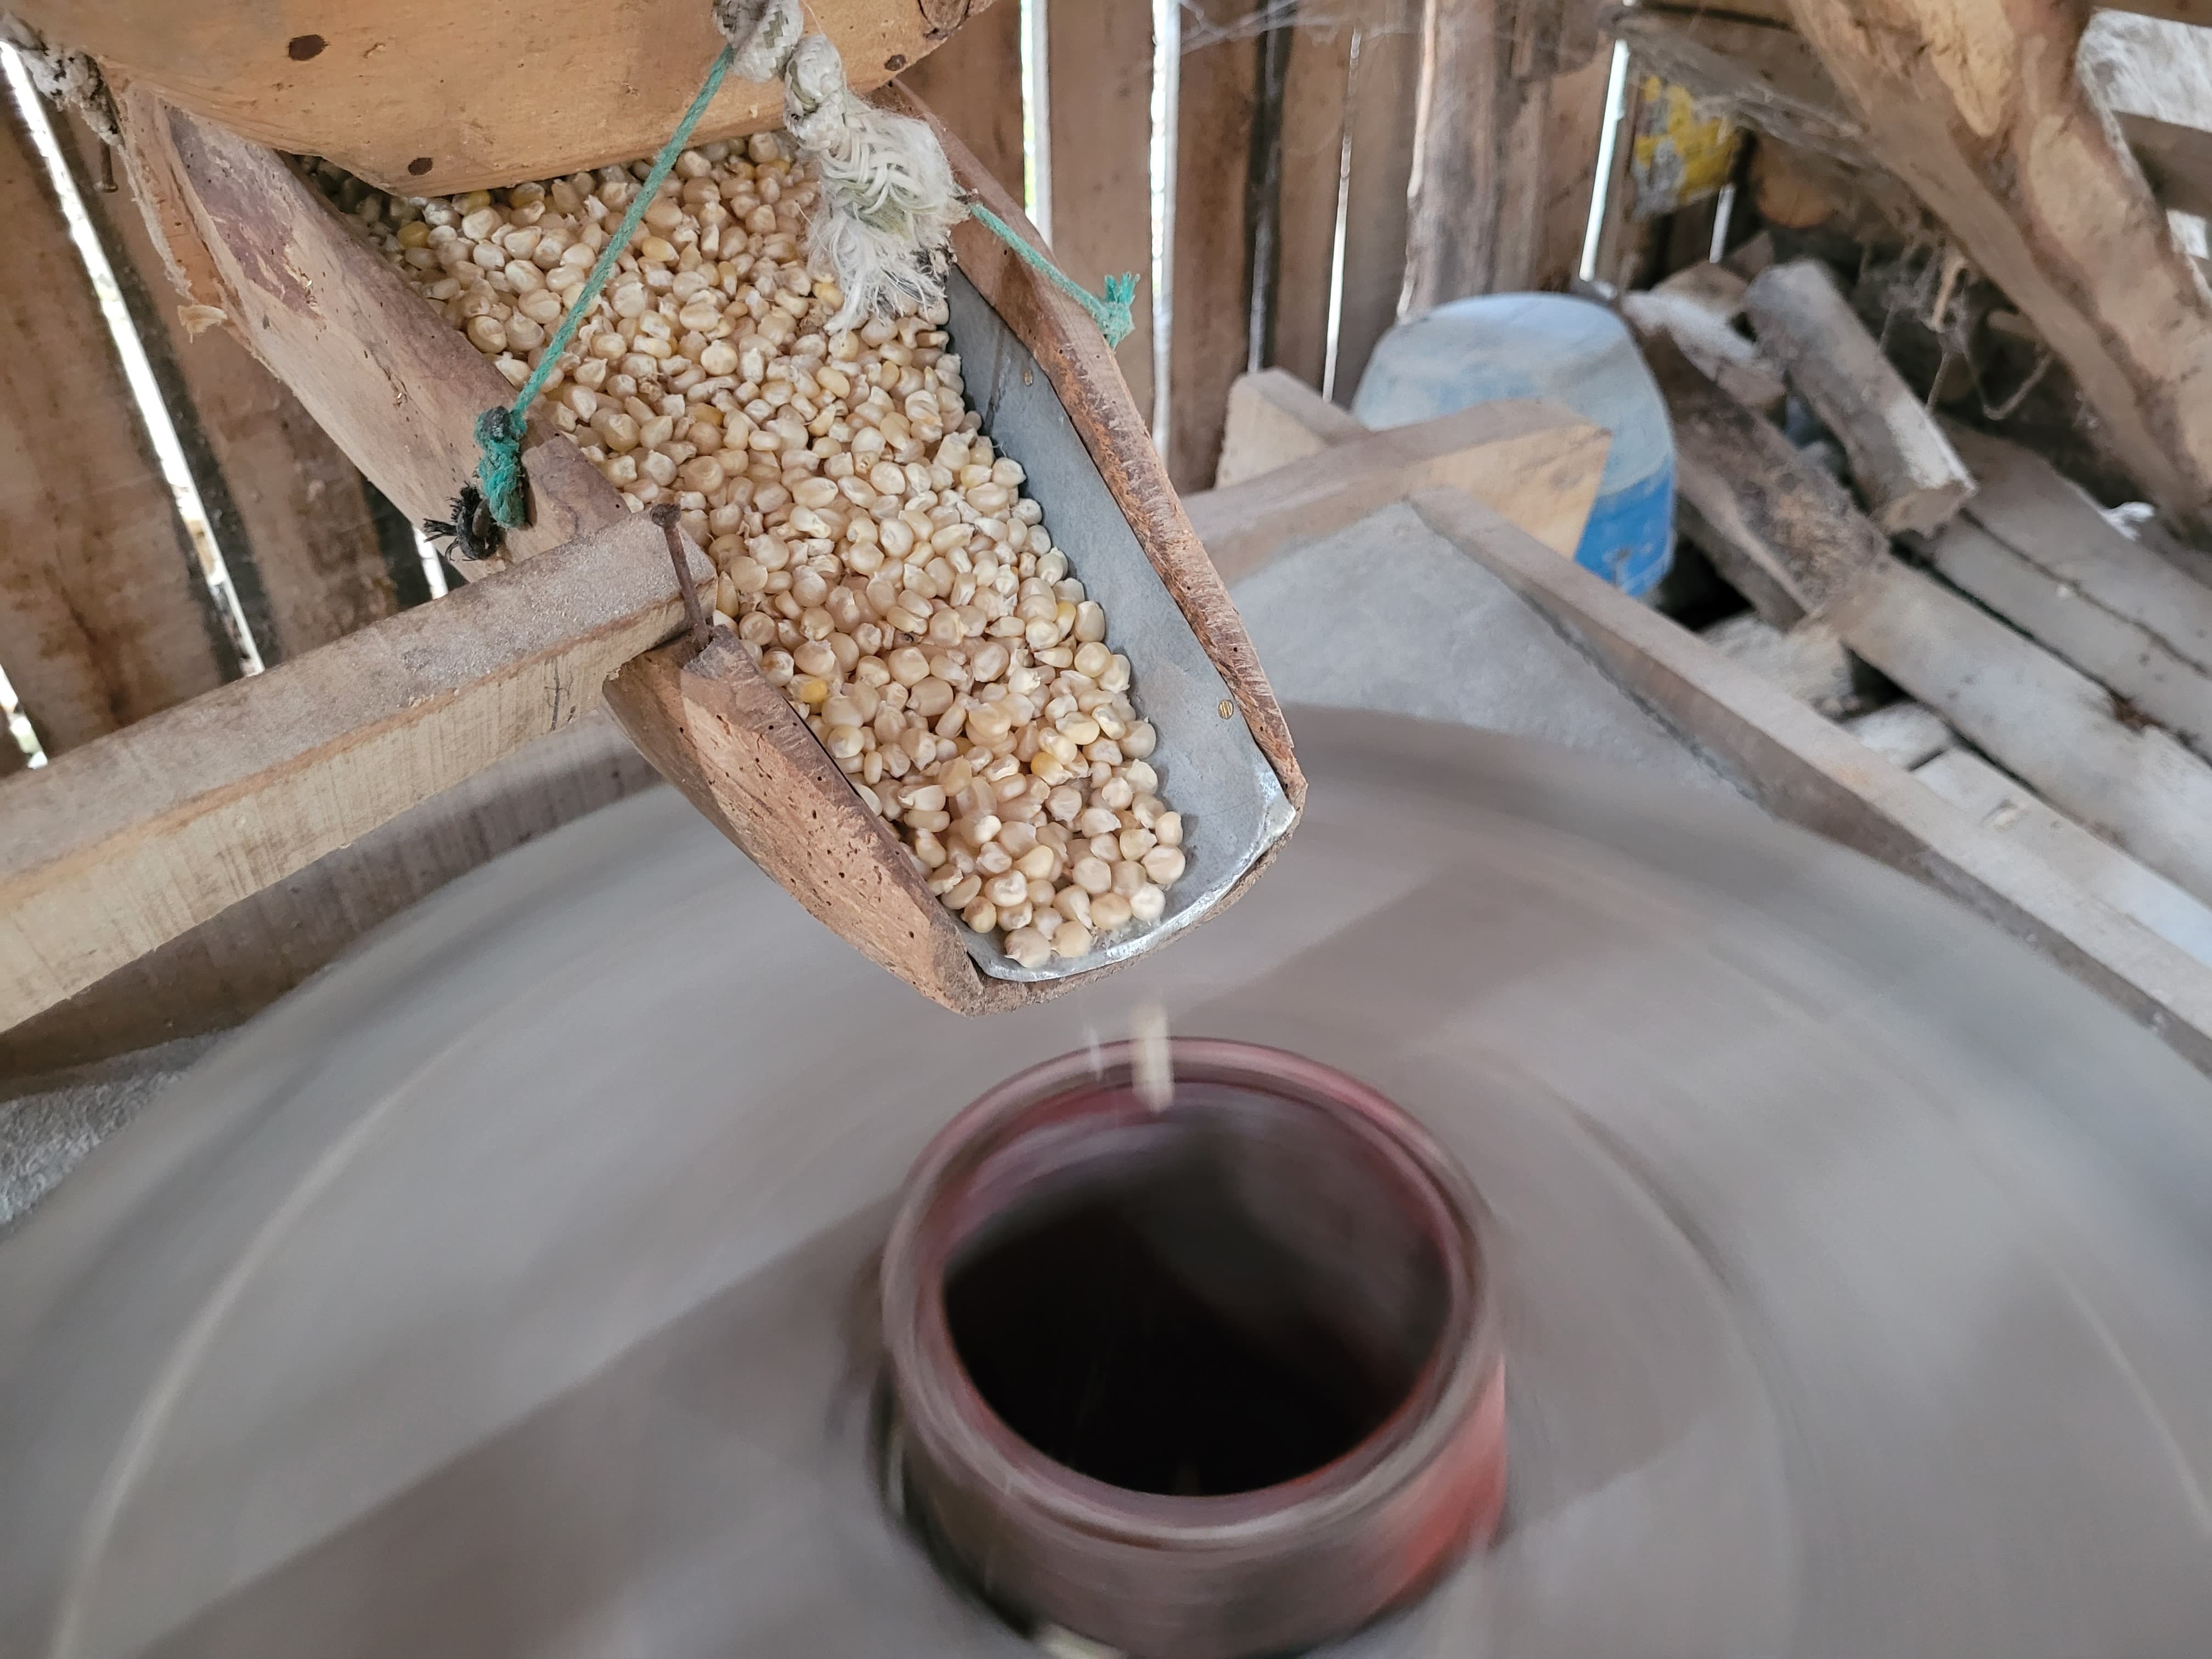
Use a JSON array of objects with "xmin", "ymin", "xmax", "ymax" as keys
[
  {"xmin": 1045, "ymin": 0, "xmax": 1158, "ymax": 415},
  {"xmin": 1785, "ymin": 0, "xmax": 2212, "ymax": 527},
  {"xmin": 2117, "ymin": 110, "xmax": 2212, "ymax": 222},
  {"xmin": 59, "ymin": 113, "xmax": 425, "ymax": 663},
  {"xmin": 1406, "ymin": 486, "xmax": 2212, "ymax": 1077},
  {"xmin": 0, "ymin": 514, "xmax": 701, "ymax": 1032},
  {"xmin": 1922, "ymin": 425, "xmax": 2212, "ymax": 759},
  {"xmin": 146, "ymin": 103, "xmax": 613, "ymax": 565},
  {"xmin": 0, "ymin": 713, "xmax": 660, "ymax": 1074},
  {"xmin": 1828, "ymin": 555, "xmax": 2212, "ymax": 910},
  {"xmin": 1640, "ymin": 332, "xmax": 1888, "ymax": 628},
  {"xmin": 0, "ymin": 93, "xmax": 235, "ymax": 757},
  {"xmin": 1331, "ymin": 0, "xmax": 1424, "ymax": 400},
  {"xmin": 900, "ymin": 0, "xmax": 1027, "ymax": 198},
  {"xmin": 1743, "ymin": 259, "xmax": 1976, "ymax": 535},
  {"xmin": 1914, "ymin": 746, "xmax": 2212, "ymax": 971},
  {"xmin": 1215, "ymin": 368, "xmax": 1366, "ymax": 487},
  {"xmin": 1187, "ymin": 398, "xmax": 1610, "ymax": 582},
  {"xmin": 9, "ymin": 0, "xmax": 990, "ymax": 196}
]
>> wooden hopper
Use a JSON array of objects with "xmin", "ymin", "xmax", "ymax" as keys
[
  {"xmin": 25, "ymin": 81, "xmax": 1301, "ymax": 1019},
  {"xmin": 8, "ymin": 0, "xmax": 990, "ymax": 194}
]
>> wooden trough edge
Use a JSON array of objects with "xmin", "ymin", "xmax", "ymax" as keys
[{"xmin": 0, "ymin": 84, "xmax": 1301, "ymax": 1030}]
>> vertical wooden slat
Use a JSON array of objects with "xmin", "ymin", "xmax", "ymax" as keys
[
  {"xmin": 902, "ymin": 0, "xmax": 1027, "ymax": 196},
  {"xmin": 61, "ymin": 117, "xmax": 426, "ymax": 665},
  {"xmin": 0, "ymin": 95, "xmax": 234, "ymax": 756},
  {"xmin": 1329, "ymin": 0, "xmax": 1423, "ymax": 405},
  {"xmin": 1045, "ymin": 0, "xmax": 1158, "ymax": 415},
  {"xmin": 1403, "ymin": 0, "xmax": 1617, "ymax": 308},
  {"xmin": 1536, "ymin": 47, "xmax": 1616, "ymax": 292},
  {"xmin": 1167, "ymin": 0, "xmax": 1261, "ymax": 489},
  {"xmin": 1272, "ymin": 14, "xmax": 1357, "ymax": 390}
]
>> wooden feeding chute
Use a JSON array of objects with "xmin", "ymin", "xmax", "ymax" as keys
[{"xmin": 0, "ymin": 55, "xmax": 1301, "ymax": 1025}]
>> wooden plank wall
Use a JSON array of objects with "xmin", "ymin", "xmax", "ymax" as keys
[
  {"xmin": 894, "ymin": 0, "xmax": 1617, "ymax": 493},
  {"xmin": 0, "ymin": 94, "xmax": 236, "ymax": 755}
]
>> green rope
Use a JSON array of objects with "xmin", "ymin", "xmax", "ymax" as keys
[
  {"xmin": 968, "ymin": 204, "xmax": 1138, "ymax": 348},
  {"xmin": 473, "ymin": 42, "xmax": 738, "ymax": 529}
]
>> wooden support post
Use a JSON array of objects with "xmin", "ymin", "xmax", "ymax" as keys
[
  {"xmin": 1045, "ymin": 0, "xmax": 1158, "ymax": 415},
  {"xmin": 1407, "ymin": 486, "xmax": 2212, "ymax": 1078},
  {"xmin": 1785, "ymin": 0, "xmax": 2212, "ymax": 527},
  {"xmin": 1743, "ymin": 259, "xmax": 1975, "ymax": 535},
  {"xmin": 0, "ymin": 95, "xmax": 235, "ymax": 757},
  {"xmin": 1188, "ymin": 398, "xmax": 1610, "ymax": 582}
]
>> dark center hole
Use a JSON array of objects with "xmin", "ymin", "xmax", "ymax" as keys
[{"xmin": 943, "ymin": 1103, "xmax": 1448, "ymax": 1497}]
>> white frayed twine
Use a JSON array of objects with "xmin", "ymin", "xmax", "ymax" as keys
[
  {"xmin": 714, "ymin": 0, "xmax": 966, "ymax": 333},
  {"xmin": 1, "ymin": 13, "xmax": 120, "ymax": 146}
]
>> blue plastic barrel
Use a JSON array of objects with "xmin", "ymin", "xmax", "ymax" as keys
[{"xmin": 1351, "ymin": 294, "xmax": 1675, "ymax": 597}]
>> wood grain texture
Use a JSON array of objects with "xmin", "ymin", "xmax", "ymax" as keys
[
  {"xmin": 1272, "ymin": 13, "xmax": 1357, "ymax": 391},
  {"xmin": 1331, "ymin": 0, "xmax": 1423, "ymax": 401},
  {"xmin": 1536, "ymin": 48, "xmax": 1616, "ymax": 292},
  {"xmin": 1188, "ymin": 398, "xmax": 1610, "ymax": 583},
  {"xmin": 1044, "ymin": 0, "xmax": 1158, "ymax": 415},
  {"xmin": 0, "ymin": 714, "xmax": 661, "ymax": 1074},
  {"xmin": 1211, "ymin": 366, "xmax": 1609, "ymax": 563},
  {"xmin": 48, "ymin": 86, "xmax": 1299, "ymax": 1024},
  {"xmin": 1744, "ymin": 259, "xmax": 1975, "ymax": 535},
  {"xmin": 151, "ymin": 105, "xmax": 612, "ymax": 566},
  {"xmin": 0, "ymin": 95, "xmax": 234, "ymax": 757},
  {"xmin": 14, "ymin": 0, "xmax": 991, "ymax": 195},
  {"xmin": 1641, "ymin": 331, "xmax": 1887, "ymax": 628},
  {"xmin": 0, "ymin": 514, "xmax": 699, "ymax": 1031},
  {"xmin": 1914, "ymin": 744, "xmax": 2212, "ymax": 972},
  {"xmin": 1829, "ymin": 555, "xmax": 2212, "ymax": 911},
  {"xmin": 1408, "ymin": 486, "xmax": 2212, "ymax": 1079},
  {"xmin": 1923, "ymin": 425, "xmax": 2212, "ymax": 759},
  {"xmin": 1167, "ymin": 0, "xmax": 1261, "ymax": 488},
  {"xmin": 900, "ymin": 0, "xmax": 1026, "ymax": 197},
  {"xmin": 1786, "ymin": 0, "xmax": 2212, "ymax": 528},
  {"xmin": 1402, "ymin": 0, "xmax": 1549, "ymax": 310},
  {"xmin": 2118, "ymin": 110, "xmax": 2212, "ymax": 221},
  {"xmin": 610, "ymin": 636, "xmax": 1024, "ymax": 1014},
  {"xmin": 61, "ymin": 113, "xmax": 422, "ymax": 663},
  {"xmin": 1215, "ymin": 368, "xmax": 1367, "ymax": 487}
]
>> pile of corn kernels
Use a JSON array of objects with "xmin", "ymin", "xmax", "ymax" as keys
[{"xmin": 321, "ymin": 135, "xmax": 1186, "ymax": 969}]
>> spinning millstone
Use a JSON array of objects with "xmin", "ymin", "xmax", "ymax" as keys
[{"xmin": 4, "ymin": 712, "xmax": 2210, "ymax": 1657}]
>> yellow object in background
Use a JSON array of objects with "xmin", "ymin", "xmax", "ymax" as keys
[{"xmin": 1630, "ymin": 76, "xmax": 1743, "ymax": 218}]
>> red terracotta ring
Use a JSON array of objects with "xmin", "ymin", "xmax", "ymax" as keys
[{"xmin": 881, "ymin": 1038, "xmax": 1506, "ymax": 1659}]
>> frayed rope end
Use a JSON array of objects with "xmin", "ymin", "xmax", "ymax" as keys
[{"xmin": 474, "ymin": 407, "xmax": 529, "ymax": 531}]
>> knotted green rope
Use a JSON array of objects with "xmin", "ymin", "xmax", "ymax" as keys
[
  {"xmin": 968, "ymin": 204, "xmax": 1138, "ymax": 348},
  {"xmin": 473, "ymin": 43, "xmax": 738, "ymax": 528}
]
